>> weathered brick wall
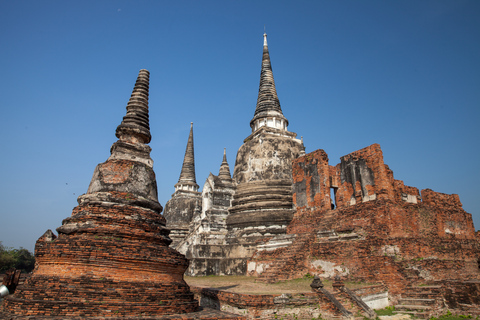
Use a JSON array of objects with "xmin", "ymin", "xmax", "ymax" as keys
[
  {"xmin": 422, "ymin": 188, "xmax": 462, "ymax": 208},
  {"xmin": 393, "ymin": 179, "xmax": 420, "ymax": 204},
  {"xmin": 421, "ymin": 189, "xmax": 476, "ymax": 239},
  {"xmin": 335, "ymin": 144, "xmax": 395, "ymax": 207},
  {"xmin": 292, "ymin": 149, "xmax": 331, "ymax": 213},
  {"xmin": 190, "ymin": 286, "xmax": 356, "ymax": 319},
  {"xmin": 292, "ymin": 144, "xmax": 400, "ymax": 214},
  {"xmin": 329, "ymin": 165, "xmax": 340, "ymax": 188},
  {"xmin": 286, "ymin": 187, "xmax": 479, "ymax": 296},
  {"xmin": 291, "ymin": 144, "xmax": 477, "ymax": 240},
  {"xmin": 440, "ymin": 280, "xmax": 480, "ymax": 313},
  {"xmin": 309, "ymin": 235, "xmax": 480, "ymax": 295}
]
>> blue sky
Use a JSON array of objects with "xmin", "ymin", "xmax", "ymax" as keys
[{"xmin": 1, "ymin": 1, "xmax": 479, "ymax": 252}]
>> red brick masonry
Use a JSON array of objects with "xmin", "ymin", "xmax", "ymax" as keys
[{"xmin": 252, "ymin": 144, "xmax": 480, "ymax": 297}]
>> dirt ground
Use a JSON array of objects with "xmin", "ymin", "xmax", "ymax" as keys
[{"xmin": 185, "ymin": 276, "xmax": 375, "ymax": 295}]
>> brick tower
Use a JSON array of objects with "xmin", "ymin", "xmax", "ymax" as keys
[{"xmin": 0, "ymin": 70, "xmax": 200, "ymax": 317}]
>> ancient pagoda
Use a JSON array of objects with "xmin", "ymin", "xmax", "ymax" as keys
[
  {"xmin": 226, "ymin": 32, "xmax": 304, "ymax": 244},
  {"xmin": 179, "ymin": 149, "xmax": 236, "ymax": 275},
  {"xmin": 164, "ymin": 123, "xmax": 201, "ymax": 249},
  {"xmin": 0, "ymin": 70, "xmax": 240, "ymax": 319},
  {"xmin": 162, "ymin": 33, "xmax": 306, "ymax": 276}
]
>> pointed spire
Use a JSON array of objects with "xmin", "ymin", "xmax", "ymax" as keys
[
  {"xmin": 175, "ymin": 122, "xmax": 199, "ymax": 192},
  {"xmin": 218, "ymin": 148, "xmax": 232, "ymax": 181},
  {"xmin": 250, "ymin": 33, "xmax": 288, "ymax": 132},
  {"xmin": 116, "ymin": 69, "xmax": 151, "ymax": 144},
  {"xmin": 85, "ymin": 69, "xmax": 160, "ymax": 210},
  {"xmin": 108, "ymin": 69, "xmax": 153, "ymax": 167}
]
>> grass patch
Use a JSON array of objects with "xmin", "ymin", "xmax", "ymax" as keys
[{"xmin": 375, "ymin": 306, "xmax": 395, "ymax": 316}]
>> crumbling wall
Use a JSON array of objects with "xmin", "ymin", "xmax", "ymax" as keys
[
  {"xmin": 298, "ymin": 198, "xmax": 479, "ymax": 293},
  {"xmin": 394, "ymin": 179, "xmax": 420, "ymax": 204},
  {"xmin": 190, "ymin": 285, "xmax": 373, "ymax": 320},
  {"xmin": 335, "ymin": 143, "xmax": 395, "ymax": 207},
  {"xmin": 291, "ymin": 144, "xmax": 477, "ymax": 239},
  {"xmin": 441, "ymin": 280, "xmax": 480, "ymax": 314},
  {"xmin": 292, "ymin": 144, "xmax": 400, "ymax": 213},
  {"xmin": 421, "ymin": 188, "xmax": 476, "ymax": 239},
  {"xmin": 292, "ymin": 149, "xmax": 331, "ymax": 213}
]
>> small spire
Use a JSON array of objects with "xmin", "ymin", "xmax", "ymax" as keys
[
  {"xmin": 175, "ymin": 123, "xmax": 199, "ymax": 191},
  {"xmin": 218, "ymin": 148, "xmax": 232, "ymax": 181},
  {"xmin": 263, "ymin": 32, "xmax": 267, "ymax": 47}
]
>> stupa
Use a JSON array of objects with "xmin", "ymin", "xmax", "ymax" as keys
[
  {"xmin": 0, "ymin": 70, "xmax": 241, "ymax": 319},
  {"xmin": 226, "ymin": 33, "xmax": 305, "ymax": 242},
  {"xmin": 163, "ymin": 123, "xmax": 201, "ymax": 249}
]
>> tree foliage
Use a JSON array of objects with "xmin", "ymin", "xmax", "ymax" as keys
[{"xmin": 0, "ymin": 242, "xmax": 35, "ymax": 273}]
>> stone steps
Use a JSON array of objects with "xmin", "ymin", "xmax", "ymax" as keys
[
  {"xmin": 401, "ymin": 286, "xmax": 442, "ymax": 300},
  {"xmin": 398, "ymin": 298, "xmax": 436, "ymax": 306},
  {"xmin": 395, "ymin": 304, "xmax": 432, "ymax": 311},
  {"xmin": 393, "ymin": 310, "xmax": 430, "ymax": 318},
  {"xmin": 393, "ymin": 285, "xmax": 443, "ymax": 319}
]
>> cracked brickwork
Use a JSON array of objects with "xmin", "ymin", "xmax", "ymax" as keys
[{"xmin": 252, "ymin": 143, "xmax": 480, "ymax": 298}]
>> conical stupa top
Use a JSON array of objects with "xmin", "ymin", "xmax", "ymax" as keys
[
  {"xmin": 175, "ymin": 122, "xmax": 199, "ymax": 191},
  {"xmin": 108, "ymin": 69, "xmax": 153, "ymax": 167},
  {"xmin": 116, "ymin": 69, "xmax": 151, "ymax": 144},
  {"xmin": 218, "ymin": 148, "xmax": 232, "ymax": 181},
  {"xmin": 87, "ymin": 69, "xmax": 159, "ymax": 210},
  {"xmin": 250, "ymin": 33, "xmax": 288, "ymax": 130}
]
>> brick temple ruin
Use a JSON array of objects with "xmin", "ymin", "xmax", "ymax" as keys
[
  {"xmin": 1, "ymin": 33, "xmax": 479, "ymax": 319},
  {"xmin": 162, "ymin": 33, "xmax": 480, "ymax": 316}
]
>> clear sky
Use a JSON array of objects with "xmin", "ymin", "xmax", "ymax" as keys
[{"xmin": 1, "ymin": 1, "xmax": 479, "ymax": 252}]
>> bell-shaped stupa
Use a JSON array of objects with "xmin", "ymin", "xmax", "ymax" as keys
[
  {"xmin": 227, "ymin": 34, "xmax": 304, "ymax": 243},
  {"xmin": 1, "ymin": 70, "xmax": 200, "ymax": 318}
]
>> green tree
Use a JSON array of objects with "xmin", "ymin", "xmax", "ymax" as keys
[
  {"xmin": 0, "ymin": 242, "xmax": 35, "ymax": 273},
  {"xmin": 13, "ymin": 248, "xmax": 35, "ymax": 272},
  {"xmin": 0, "ymin": 242, "xmax": 16, "ymax": 272}
]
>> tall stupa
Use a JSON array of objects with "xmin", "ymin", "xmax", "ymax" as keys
[{"xmin": 226, "ymin": 33, "xmax": 305, "ymax": 245}]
